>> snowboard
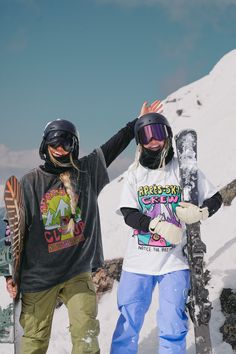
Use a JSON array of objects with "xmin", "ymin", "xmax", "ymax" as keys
[
  {"xmin": 3, "ymin": 176, "xmax": 25, "ymax": 353},
  {"xmin": 175, "ymin": 130, "xmax": 212, "ymax": 354}
]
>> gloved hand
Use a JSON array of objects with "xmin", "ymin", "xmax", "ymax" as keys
[
  {"xmin": 149, "ymin": 216, "xmax": 182, "ymax": 245},
  {"xmin": 176, "ymin": 202, "xmax": 209, "ymax": 224}
]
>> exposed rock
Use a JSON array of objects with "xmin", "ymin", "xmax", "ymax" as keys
[
  {"xmin": 117, "ymin": 176, "xmax": 124, "ymax": 183},
  {"xmin": 220, "ymin": 288, "xmax": 236, "ymax": 350},
  {"xmin": 197, "ymin": 99, "xmax": 202, "ymax": 106},
  {"xmin": 92, "ymin": 268, "xmax": 114, "ymax": 299},
  {"xmin": 166, "ymin": 98, "xmax": 177, "ymax": 103},
  {"xmin": 220, "ymin": 288, "xmax": 236, "ymax": 314},
  {"xmin": 176, "ymin": 109, "xmax": 183, "ymax": 116},
  {"xmin": 220, "ymin": 179, "xmax": 236, "ymax": 206},
  {"xmin": 92, "ymin": 258, "xmax": 123, "ymax": 300},
  {"xmin": 220, "ymin": 314, "xmax": 236, "ymax": 351}
]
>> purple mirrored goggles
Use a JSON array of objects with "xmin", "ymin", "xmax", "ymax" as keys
[{"xmin": 138, "ymin": 124, "xmax": 168, "ymax": 145}]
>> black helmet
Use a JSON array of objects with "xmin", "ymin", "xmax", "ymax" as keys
[
  {"xmin": 39, "ymin": 119, "xmax": 79, "ymax": 160},
  {"xmin": 134, "ymin": 113, "xmax": 172, "ymax": 145}
]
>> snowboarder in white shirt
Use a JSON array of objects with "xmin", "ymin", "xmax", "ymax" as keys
[{"xmin": 110, "ymin": 111, "xmax": 222, "ymax": 354}]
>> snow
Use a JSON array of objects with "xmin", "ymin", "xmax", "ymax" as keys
[{"xmin": 1, "ymin": 49, "xmax": 236, "ymax": 353}]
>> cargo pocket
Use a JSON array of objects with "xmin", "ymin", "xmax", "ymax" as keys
[
  {"xmin": 83, "ymin": 279, "xmax": 97, "ymax": 316},
  {"xmin": 20, "ymin": 291, "xmax": 55, "ymax": 340}
]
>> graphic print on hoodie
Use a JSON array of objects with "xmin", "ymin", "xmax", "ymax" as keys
[{"xmin": 40, "ymin": 187, "xmax": 85, "ymax": 253}]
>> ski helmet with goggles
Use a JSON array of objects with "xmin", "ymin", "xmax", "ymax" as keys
[
  {"xmin": 39, "ymin": 119, "xmax": 79, "ymax": 160},
  {"xmin": 134, "ymin": 113, "xmax": 172, "ymax": 146}
]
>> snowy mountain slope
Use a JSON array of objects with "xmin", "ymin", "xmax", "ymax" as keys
[
  {"xmin": 0, "ymin": 49, "xmax": 236, "ymax": 353},
  {"xmin": 163, "ymin": 49, "xmax": 236, "ymax": 188}
]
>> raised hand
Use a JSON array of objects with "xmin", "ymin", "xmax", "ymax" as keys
[{"xmin": 139, "ymin": 100, "xmax": 163, "ymax": 117}]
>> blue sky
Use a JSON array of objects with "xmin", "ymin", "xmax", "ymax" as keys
[{"xmin": 0, "ymin": 0, "xmax": 236, "ymax": 156}]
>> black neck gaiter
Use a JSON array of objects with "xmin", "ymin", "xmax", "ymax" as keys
[
  {"xmin": 139, "ymin": 145, "xmax": 174, "ymax": 170},
  {"xmin": 40, "ymin": 152, "xmax": 73, "ymax": 175}
]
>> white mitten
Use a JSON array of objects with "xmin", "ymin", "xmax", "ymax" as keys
[
  {"xmin": 149, "ymin": 216, "xmax": 182, "ymax": 245},
  {"xmin": 176, "ymin": 202, "xmax": 209, "ymax": 224}
]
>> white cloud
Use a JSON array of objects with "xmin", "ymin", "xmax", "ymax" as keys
[
  {"xmin": 0, "ymin": 145, "xmax": 40, "ymax": 182},
  {"xmin": 0, "ymin": 144, "xmax": 40, "ymax": 168},
  {"xmin": 0, "ymin": 145, "xmax": 132, "ymax": 183}
]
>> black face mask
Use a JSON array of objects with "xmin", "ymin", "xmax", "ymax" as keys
[{"xmin": 139, "ymin": 144, "xmax": 174, "ymax": 169}]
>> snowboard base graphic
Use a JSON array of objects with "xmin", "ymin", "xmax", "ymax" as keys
[{"xmin": 2, "ymin": 176, "xmax": 25, "ymax": 353}]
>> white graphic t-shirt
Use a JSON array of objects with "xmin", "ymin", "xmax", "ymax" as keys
[{"xmin": 119, "ymin": 157, "xmax": 217, "ymax": 276}]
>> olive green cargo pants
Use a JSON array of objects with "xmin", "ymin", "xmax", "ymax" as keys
[{"xmin": 19, "ymin": 272, "xmax": 100, "ymax": 354}]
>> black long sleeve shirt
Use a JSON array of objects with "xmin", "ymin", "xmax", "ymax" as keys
[{"xmin": 100, "ymin": 118, "xmax": 137, "ymax": 167}]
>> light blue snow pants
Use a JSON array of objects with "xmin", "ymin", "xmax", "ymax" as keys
[{"xmin": 110, "ymin": 269, "xmax": 190, "ymax": 354}]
